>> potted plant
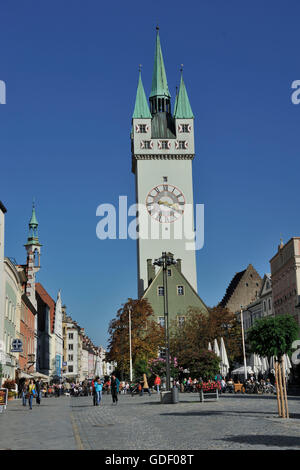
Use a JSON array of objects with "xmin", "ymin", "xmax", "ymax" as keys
[{"xmin": 2, "ymin": 379, "xmax": 17, "ymax": 400}]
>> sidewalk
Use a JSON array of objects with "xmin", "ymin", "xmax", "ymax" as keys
[{"xmin": 0, "ymin": 396, "xmax": 77, "ymax": 450}]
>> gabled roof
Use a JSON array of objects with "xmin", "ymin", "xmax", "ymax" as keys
[
  {"xmin": 132, "ymin": 71, "xmax": 152, "ymax": 119},
  {"xmin": 142, "ymin": 262, "xmax": 208, "ymax": 316},
  {"xmin": 219, "ymin": 269, "xmax": 246, "ymax": 308}
]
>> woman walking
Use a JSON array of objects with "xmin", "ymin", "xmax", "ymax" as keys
[
  {"xmin": 28, "ymin": 379, "xmax": 37, "ymax": 410},
  {"xmin": 141, "ymin": 373, "xmax": 151, "ymax": 396}
]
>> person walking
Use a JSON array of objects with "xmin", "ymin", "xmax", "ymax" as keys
[
  {"xmin": 111, "ymin": 375, "xmax": 120, "ymax": 405},
  {"xmin": 22, "ymin": 380, "xmax": 28, "ymax": 406},
  {"xmin": 28, "ymin": 379, "xmax": 37, "ymax": 410},
  {"xmin": 94, "ymin": 378, "xmax": 103, "ymax": 406},
  {"xmin": 141, "ymin": 373, "xmax": 151, "ymax": 396},
  {"xmin": 35, "ymin": 379, "xmax": 42, "ymax": 405},
  {"xmin": 154, "ymin": 375, "xmax": 161, "ymax": 394}
]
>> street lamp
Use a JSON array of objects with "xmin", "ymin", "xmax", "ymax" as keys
[
  {"xmin": 128, "ymin": 305, "xmax": 133, "ymax": 383},
  {"xmin": 240, "ymin": 306, "xmax": 248, "ymax": 382},
  {"xmin": 153, "ymin": 252, "xmax": 177, "ymax": 391}
]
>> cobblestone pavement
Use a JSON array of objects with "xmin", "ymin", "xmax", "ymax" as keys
[{"xmin": 0, "ymin": 392, "xmax": 299, "ymax": 450}]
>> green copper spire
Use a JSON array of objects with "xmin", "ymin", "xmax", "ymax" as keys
[
  {"xmin": 133, "ymin": 69, "xmax": 152, "ymax": 119},
  {"xmin": 150, "ymin": 27, "xmax": 170, "ymax": 99},
  {"xmin": 26, "ymin": 201, "xmax": 40, "ymax": 246},
  {"xmin": 174, "ymin": 70, "xmax": 194, "ymax": 119}
]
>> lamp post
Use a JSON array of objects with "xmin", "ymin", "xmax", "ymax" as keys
[
  {"xmin": 128, "ymin": 305, "xmax": 133, "ymax": 383},
  {"xmin": 154, "ymin": 252, "xmax": 177, "ymax": 391},
  {"xmin": 240, "ymin": 306, "xmax": 248, "ymax": 382}
]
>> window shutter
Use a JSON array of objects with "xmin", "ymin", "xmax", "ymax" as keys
[
  {"xmin": 140, "ymin": 141, "xmax": 145, "ymax": 149},
  {"xmin": 158, "ymin": 141, "xmax": 162, "ymax": 149},
  {"xmin": 184, "ymin": 141, "xmax": 188, "ymax": 149},
  {"xmin": 150, "ymin": 141, "xmax": 154, "ymax": 149},
  {"xmin": 175, "ymin": 141, "xmax": 179, "ymax": 149},
  {"xmin": 135, "ymin": 125, "xmax": 140, "ymax": 133},
  {"xmin": 167, "ymin": 141, "xmax": 171, "ymax": 149},
  {"xmin": 188, "ymin": 124, "xmax": 192, "ymax": 133},
  {"xmin": 145, "ymin": 124, "xmax": 150, "ymax": 133},
  {"xmin": 178, "ymin": 124, "xmax": 183, "ymax": 133}
]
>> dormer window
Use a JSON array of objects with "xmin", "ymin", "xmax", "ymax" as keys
[
  {"xmin": 139, "ymin": 124, "xmax": 146, "ymax": 133},
  {"xmin": 178, "ymin": 124, "xmax": 191, "ymax": 133},
  {"xmin": 178, "ymin": 141, "xmax": 185, "ymax": 149}
]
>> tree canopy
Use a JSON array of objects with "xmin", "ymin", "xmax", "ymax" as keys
[
  {"xmin": 247, "ymin": 314, "xmax": 299, "ymax": 359},
  {"xmin": 106, "ymin": 298, "xmax": 164, "ymax": 377}
]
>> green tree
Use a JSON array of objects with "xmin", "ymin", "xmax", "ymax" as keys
[
  {"xmin": 177, "ymin": 348, "xmax": 220, "ymax": 381},
  {"xmin": 247, "ymin": 314, "xmax": 299, "ymax": 418}
]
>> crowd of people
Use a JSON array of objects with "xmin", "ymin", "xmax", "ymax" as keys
[{"xmin": 17, "ymin": 370, "xmax": 277, "ymax": 411}]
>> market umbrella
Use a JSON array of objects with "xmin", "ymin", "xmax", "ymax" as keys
[
  {"xmin": 232, "ymin": 366, "xmax": 254, "ymax": 376},
  {"xmin": 219, "ymin": 337, "xmax": 230, "ymax": 377},
  {"xmin": 213, "ymin": 339, "xmax": 220, "ymax": 358},
  {"xmin": 283, "ymin": 354, "xmax": 292, "ymax": 376},
  {"xmin": 249, "ymin": 353, "xmax": 261, "ymax": 375},
  {"xmin": 208, "ymin": 342, "xmax": 212, "ymax": 351}
]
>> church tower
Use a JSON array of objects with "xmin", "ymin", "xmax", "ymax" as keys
[
  {"xmin": 131, "ymin": 28, "xmax": 198, "ymax": 298},
  {"xmin": 24, "ymin": 202, "xmax": 42, "ymax": 309}
]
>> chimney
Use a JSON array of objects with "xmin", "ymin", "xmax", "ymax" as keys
[
  {"xmin": 176, "ymin": 259, "xmax": 182, "ymax": 272},
  {"xmin": 147, "ymin": 259, "xmax": 155, "ymax": 286}
]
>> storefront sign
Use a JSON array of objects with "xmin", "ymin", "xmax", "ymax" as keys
[{"xmin": 0, "ymin": 388, "xmax": 8, "ymax": 406}]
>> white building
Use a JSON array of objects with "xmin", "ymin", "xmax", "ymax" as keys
[{"xmin": 131, "ymin": 29, "xmax": 198, "ymax": 298}]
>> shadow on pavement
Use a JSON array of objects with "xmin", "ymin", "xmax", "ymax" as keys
[{"xmin": 218, "ymin": 435, "xmax": 300, "ymax": 448}]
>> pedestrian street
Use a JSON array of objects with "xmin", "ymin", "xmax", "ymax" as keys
[{"xmin": 0, "ymin": 392, "xmax": 299, "ymax": 450}]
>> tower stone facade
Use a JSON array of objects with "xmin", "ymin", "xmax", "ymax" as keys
[
  {"xmin": 24, "ymin": 203, "xmax": 41, "ymax": 309},
  {"xmin": 131, "ymin": 29, "xmax": 198, "ymax": 298}
]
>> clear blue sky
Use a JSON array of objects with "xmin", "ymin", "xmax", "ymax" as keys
[{"xmin": 1, "ymin": 1, "xmax": 300, "ymax": 347}]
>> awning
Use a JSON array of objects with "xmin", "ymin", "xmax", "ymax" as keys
[
  {"xmin": 19, "ymin": 372, "xmax": 34, "ymax": 379},
  {"xmin": 33, "ymin": 372, "xmax": 50, "ymax": 381}
]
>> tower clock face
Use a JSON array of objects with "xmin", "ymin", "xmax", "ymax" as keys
[{"xmin": 146, "ymin": 184, "xmax": 185, "ymax": 223}]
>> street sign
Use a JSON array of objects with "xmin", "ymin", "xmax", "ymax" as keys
[{"xmin": 11, "ymin": 339, "xmax": 23, "ymax": 353}]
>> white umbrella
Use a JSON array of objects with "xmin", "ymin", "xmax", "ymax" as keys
[
  {"xmin": 250, "ymin": 353, "xmax": 262, "ymax": 375},
  {"xmin": 232, "ymin": 366, "xmax": 254, "ymax": 375},
  {"xmin": 283, "ymin": 354, "xmax": 292, "ymax": 376},
  {"xmin": 208, "ymin": 342, "xmax": 212, "ymax": 351},
  {"xmin": 269, "ymin": 356, "xmax": 277, "ymax": 375},
  {"xmin": 213, "ymin": 339, "xmax": 220, "ymax": 358},
  {"xmin": 219, "ymin": 337, "xmax": 230, "ymax": 377}
]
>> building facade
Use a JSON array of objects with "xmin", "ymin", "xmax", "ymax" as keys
[
  {"xmin": 242, "ymin": 274, "xmax": 273, "ymax": 332},
  {"xmin": 270, "ymin": 238, "xmax": 300, "ymax": 329},
  {"xmin": 142, "ymin": 253, "xmax": 208, "ymax": 327},
  {"xmin": 219, "ymin": 264, "xmax": 263, "ymax": 315},
  {"xmin": 0, "ymin": 202, "xmax": 7, "ymax": 385}
]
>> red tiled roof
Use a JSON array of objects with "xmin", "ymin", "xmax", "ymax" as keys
[{"xmin": 36, "ymin": 283, "xmax": 55, "ymax": 333}]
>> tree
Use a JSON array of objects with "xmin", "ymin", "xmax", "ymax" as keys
[
  {"xmin": 170, "ymin": 305, "xmax": 242, "ymax": 369},
  {"xmin": 177, "ymin": 347, "xmax": 220, "ymax": 380},
  {"xmin": 247, "ymin": 314, "xmax": 299, "ymax": 419},
  {"xmin": 148, "ymin": 356, "xmax": 180, "ymax": 380},
  {"xmin": 106, "ymin": 298, "xmax": 164, "ymax": 379}
]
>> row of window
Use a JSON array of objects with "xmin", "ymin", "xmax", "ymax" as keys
[
  {"xmin": 136, "ymin": 124, "xmax": 191, "ymax": 133},
  {"xmin": 140, "ymin": 140, "xmax": 188, "ymax": 150},
  {"xmin": 158, "ymin": 285, "xmax": 185, "ymax": 296},
  {"xmin": 5, "ymin": 297, "xmax": 16, "ymax": 325},
  {"xmin": 158, "ymin": 316, "xmax": 185, "ymax": 328}
]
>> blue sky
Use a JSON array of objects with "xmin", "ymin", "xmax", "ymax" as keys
[{"xmin": 1, "ymin": 1, "xmax": 300, "ymax": 347}]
